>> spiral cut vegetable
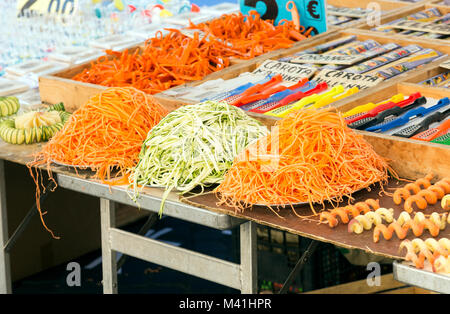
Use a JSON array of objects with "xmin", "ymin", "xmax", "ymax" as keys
[
  {"xmin": 443, "ymin": 194, "xmax": 450, "ymax": 210},
  {"xmin": 373, "ymin": 212, "xmax": 449, "ymax": 243},
  {"xmin": 319, "ymin": 199, "xmax": 380, "ymax": 228},
  {"xmin": 393, "ymin": 173, "xmax": 434, "ymax": 204},
  {"xmin": 347, "ymin": 208, "xmax": 395, "ymax": 234},
  {"xmin": 28, "ymin": 87, "xmax": 168, "ymax": 238},
  {"xmin": 0, "ymin": 103, "xmax": 70, "ymax": 145},
  {"xmin": 403, "ymin": 178, "xmax": 450, "ymax": 212},
  {"xmin": 400, "ymin": 238, "xmax": 450, "ymax": 273},
  {"xmin": 130, "ymin": 101, "xmax": 268, "ymax": 216},
  {"xmin": 216, "ymin": 108, "xmax": 391, "ymax": 214}
]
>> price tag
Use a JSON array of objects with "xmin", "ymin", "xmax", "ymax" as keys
[
  {"xmin": 17, "ymin": 0, "xmax": 78, "ymax": 16},
  {"xmin": 313, "ymin": 69, "xmax": 384, "ymax": 90},
  {"xmin": 240, "ymin": 0, "xmax": 327, "ymax": 35}
]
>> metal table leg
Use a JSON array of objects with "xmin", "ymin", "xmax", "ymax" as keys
[
  {"xmin": 240, "ymin": 221, "xmax": 257, "ymax": 293},
  {"xmin": 100, "ymin": 198, "xmax": 118, "ymax": 294},
  {"xmin": 279, "ymin": 239, "xmax": 319, "ymax": 294},
  {"xmin": 0, "ymin": 160, "xmax": 11, "ymax": 294},
  {"xmin": 99, "ymin": 196, "xmax": 258, "ymax": 294}
]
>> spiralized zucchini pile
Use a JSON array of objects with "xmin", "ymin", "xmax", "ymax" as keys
[{"xmin": 130, "ymin": 101, "xmax": 268, "ymax": 214}]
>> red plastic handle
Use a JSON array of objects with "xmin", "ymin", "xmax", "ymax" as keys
[{"xmin": 346, "ymin": 92, "xmax": 421, "ymax": 124}]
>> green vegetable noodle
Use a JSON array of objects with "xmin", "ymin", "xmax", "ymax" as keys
[{"xmin": 130, "ymin": 101, "xmax": 268, "ymax": 215}]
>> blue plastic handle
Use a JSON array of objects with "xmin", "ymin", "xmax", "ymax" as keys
[
  {"xmin": 240, "ymin": 81, "xmax": 317, "ymax": 111},
  {"xmin": 366, "ymin": 97, "xmax": 450, "ymax": 133}
]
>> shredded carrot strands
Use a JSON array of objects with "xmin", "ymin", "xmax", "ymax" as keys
[
  {"xmin": 216, "ymin": 108, "xmax": 394, "ymax": 215},
  {"xmin": 27, "ymin": 87, "xmax": 168, "ymax": 238},
  {"xmin": 187, "ymin": 11, "xmax": 307, "ymax": 60},
  {"xmin": 72, "ymin": 12, "xmax": 306, "ymax": 94}
]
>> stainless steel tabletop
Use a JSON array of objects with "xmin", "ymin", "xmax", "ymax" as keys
[
  {"xmin": 393, "ymin": 261, "xmax": 450, "ymax": 294},
  {"xmin": 56, "ymin": 173, "xmax": 244, "ymax": 230}
]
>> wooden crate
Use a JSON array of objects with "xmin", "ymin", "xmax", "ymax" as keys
[
  {"xmin": 38, "ymin": 30, "xmax": 333, "ymax": 113},
  {"xmin": 332, "ymin": 56, "xmax": 450, "ymax": 113},
  {"xmin": 326, "ymin": 0, "xmax": 410, "ymax": 30},
  {"xmin": 358, "ymin": 2, "xmax": 450, "ymax": 45},
  {"xmin": 243, "ymin": 62, "xmax": 450, "ymax": 181},
  {"xmin": 39, "ymin": 29, "xmax": 450, "ymax": 182},
  {"xmin": 303, "ymin": 274, "xmax": 435, "ymax": 294},
  {"xmin": 146, "ymin": 34, "xmax": 450, "ymax": 182},
  {"xmin": 155, "ymin": 28, "xmax": 450, "ymax": 110},
  {"xmin": 400, "ymin": 59, "xmax": 450, "ymax": 88}
]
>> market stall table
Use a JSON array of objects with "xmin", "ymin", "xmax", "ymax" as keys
[
  {"xmin": 0, "ymin": 140, "xmax": 448, "ymax": 294},
  {"xmin": 0, "ymin": 142, "xmax": 257, "ymax": 293},
  {"xmin": 181, "ymin": 185, "xmax": 449, "ymax": 260}
]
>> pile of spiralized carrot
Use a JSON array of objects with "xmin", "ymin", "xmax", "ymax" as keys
[
  {"xmin": 216, "ymin": 108, "xmax": 392, "ymax": 215},
  {"xmin": 28, "ymin": 87, "xmax": 168, "ymax": 238},
  {"xmin": 72, "ymin": 12, "xmax": 306, "ymax": 94}
]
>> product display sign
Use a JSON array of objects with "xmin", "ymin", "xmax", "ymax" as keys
[
  {"xmin": 239, "ymin": 0, "xmax": 327, "ymax": 35},
  {"xmin": 252, "ymin": 60, "xmax": 317, "ymax": 82},
  {"xmin": 291, "ymin": 54, "xmax": 366, "ymax": 65},
  {"xmin": 314, "ymin": 69, "xmax": 384, "ymax": 90}
]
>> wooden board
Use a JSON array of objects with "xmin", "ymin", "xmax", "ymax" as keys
[
  {"xmin": 330, "ymin": 57, "xmax": 450, "ymax": 113},
  {"xmin": 36, "ymin": 30, "xmax": 450, "ymax": 184},
  {"xmin": 241, "ymin": 77, "xmax": 450, "ymax": 181},
  {"xmin": 150, "ymin": 29, "xmax": 450, "ymax": 110},
  {"xmin": 39, "ymin": 76, "xmax": 107, "ymax": 113},
  {"xmin": 393, "ymin": 57, "xmax": 450, "ymax": 90},
  {"xmin": 38, "ymin": 31, "xmax": 332, "ymax": 113},
  {"xmin": 180, "ymin": 180, "xmax": 449, "ymax": 261},
  {"xmin": 358, "ymin": 3, "xmax": 450, "ymax": 45},
  {"xmin": 326, "ymin": 0, "xmax": 410, "ymax": 29},
  {"xmin": 304, "ymin": 273, "xmax": 435, "ymax": 294},
  {"xmin": 360, "ymin": 131, "xmax": 450, "ymax": 180},
  {"xmin": 39, "ymin": 29, "xmax": 450, "ymax": 112}
]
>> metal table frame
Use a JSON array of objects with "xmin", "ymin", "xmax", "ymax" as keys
[
  {"xmin": 2, "ymin": 159, "xmax": 447, "ymax": 294},
  {"xmin": 0, "ymin": 163, "xmax": 258, "ymax": 293},
  {"xmin": 56, "ymin": 174, "xmax": 258, "ymax": 293},
  {"xmin": 393, "ymin": 261, "xmax": 450, "ymax": 294},
  {"xmin": 0, "ymin": 161, "xmax": 11, "ymax": 293}
]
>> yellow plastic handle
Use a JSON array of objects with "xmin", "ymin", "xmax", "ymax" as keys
[
  {"xmin": 342, "ymin": 93, "xmax": 404, "ymax": 118},
  {"xmin": 312, "ymin": 87, "xmax": 359, "ymax": 109},
  {"xmin": 265, "ymin": 85, "xmax": 346, "ymax": 118},
  {"xmin": 294, "ymin": 85, "xmax": 344, "ymax": 108}
]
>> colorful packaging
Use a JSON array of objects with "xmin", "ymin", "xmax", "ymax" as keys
[
  {"xmin": 345, "ymin": 45, "xmax": 422, "ymax": 74},
  {"xmin": 371, "ymin": 7, "xmax": 443, "ymax": 32},
  {"xmin": 374, "ymin": 49, "xmax": 443, "ymax": 80},
  {"xmin": 420, "ymin": 72, "xmax": 450, "ymax": 86},
  {"xmin": 278, "ymin": 36, "xmax": 357, "ymax": 62}
]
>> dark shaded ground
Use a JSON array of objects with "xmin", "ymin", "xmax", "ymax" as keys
[{"xmin": 13, "ymin": 215, "xmax": 240, "ymax": 294}]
